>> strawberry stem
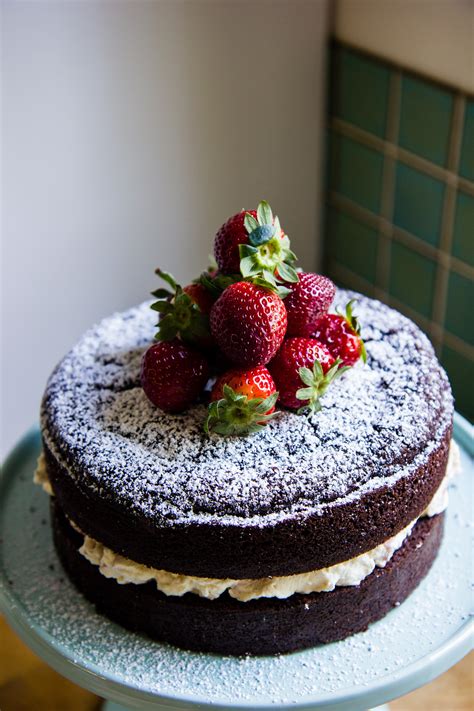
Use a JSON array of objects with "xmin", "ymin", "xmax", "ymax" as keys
[
  {"xmin": 151, "ymin": 270, "xmax": 211, "ymax": 344},
  {"xmin": 238, "ymin": 200, "xmax": 299, "ymax": 296},
  {"xmin": 205, "ymin": 385, "xmax": 278, "ymax": 436},
  {"xmin": 296, "ymin": 358, "xmax": 349, "ymax": 414}
]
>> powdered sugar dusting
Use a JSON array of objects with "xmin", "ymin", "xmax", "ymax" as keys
[
  {"xmin": 1, "ymin": 434, "xmax": 471, "ymax": 706},
  {"xmin": 40, "ymin": 291, "xmax": 453, "ymax": 527}
]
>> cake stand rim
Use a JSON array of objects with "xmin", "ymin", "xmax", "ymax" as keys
[{"xmin": 0, "ymin": 413, "xmax": 472, "ymax": 711}]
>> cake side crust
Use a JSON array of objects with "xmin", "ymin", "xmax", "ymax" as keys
[
  {"xmin": 40, "ymin": 290, "xmax": 454, "ymax": 577},
  {"xmin": 51, "ymin": 500, "xmax": 445, "ymax": 655},
  {"xmin": 43, "ymin": 423, "xmax": 450, "ymax": 578}
]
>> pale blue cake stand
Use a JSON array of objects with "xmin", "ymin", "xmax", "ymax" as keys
[{"xmin": 0, "ymin": 414, "xmax": 472, "ymax": 711}]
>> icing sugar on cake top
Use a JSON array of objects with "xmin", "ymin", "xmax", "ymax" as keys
[{"xmin": 41, "ymin": 290, "xmax": 452, "ymax": 527}]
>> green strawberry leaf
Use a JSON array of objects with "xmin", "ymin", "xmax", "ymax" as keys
[
  {"xmin": 152, "ymin": 269, "xmax": 211, "ymax": 345},
  {"xmin": 207, "ymin": 254, "xmax": 218, "ymax": 271},
  {"xmin": 276, "ymin": 284, "xmax": 292, "ymax": 298},
  {"xmin": 238, "ymin": 201, "xmax": 300, "ymax": 295},
  {"xmin": 277, "ymin": 262, "xmax": 299, "ymax": 283},
  {"xmin": 150, "ymin": 301, "xmax": 173, "ymax": 313},
  {"xmin": 155, "ymin": 269, "xmax": 178, "ymax": 291},
  {"xmin": 298, "ymin": 367, "xmax": 314, "ymax": 387},
  {"xmin": 239, "ymin": 244, "xmax": 258, "ymax": 257},
  {"xmin": 205, "ymin": 385, "xmax": 278, "ymax": 436},
  {"xmin": 151, "ymin": 288, "xmax": 173, "ymax": 299},
  {"xmin": 155, "ymin": 314, "xmax": 179, "ymax": 341},
  {"xmin": 244, "ymin": 213, "xmax": 259, "ymax": 233},
  {"xmin": 240, "ymin": 255, "xmax": 260, "ymax": 278},
  {"xmin": 257, "ymin": 200, "xmax": 273, "ymax": 226},
  {"xmin": 295, "ymin": 358, "xmax": 345, "ymax": 414}
]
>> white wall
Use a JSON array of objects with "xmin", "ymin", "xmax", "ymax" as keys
[
  {"xmin": 334, "ymin": 0, "xmax": 474, "ymax": 92},
  {"xmin": 1, "ymin": 0, "xmax": 329, "ymax": 457}
]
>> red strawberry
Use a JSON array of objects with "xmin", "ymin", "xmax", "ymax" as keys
[
  {"xmin": 210, "ymin": 282, "xmax": 287, "ymax": 367},
  {"xmin": 284, "ymin": 272, "xmax": 336, "ymax": 336},
  {"xmin": 213, "ymin": 201, "xmax": 295, "ymax": 295},
  {"xmin": 211, "ymin": 366, "xmax": 276, "ymax": 406},
  {"xmin": 214, "ymin": 210, "xmax": 257, "ymax": 274},
  {"xmin": 269, "ymin": 337, "xmax": 342, "ymax": 412},
  {"xmin": 141, "ymin": 340, "xmax": 209, "ymax": 413},
  {"xmin": 183, "ymin": 283, "xmax": 215, "ymax": 315},
  {"xmin": 151, "ymin": 270, "xmax": 212, "ymax": 347},
  {"xmin": 205, "ymin": 366, "xmax": 278, "ymax": 435},
  {"xmin": 312, "ymin": 301, "xmax": 366, "ymax": 367}
]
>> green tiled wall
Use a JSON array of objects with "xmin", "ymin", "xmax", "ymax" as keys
[{"xmin": 325, "ymin": 42, "xmax": 474, "ymax": 421}]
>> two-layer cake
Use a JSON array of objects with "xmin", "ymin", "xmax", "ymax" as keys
[{"xmin": 37, "ymin": 290, "xmax": 457, "ymax": 655}]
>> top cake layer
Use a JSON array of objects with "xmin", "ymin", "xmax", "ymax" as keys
[{"xmin": 41, "ymin": 290, "xmax": 452, "ymax": 530}]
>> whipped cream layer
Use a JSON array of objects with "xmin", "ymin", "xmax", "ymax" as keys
[{"xmin": 35, "ymin": 442, "xmax": 460, "ymax": 601}]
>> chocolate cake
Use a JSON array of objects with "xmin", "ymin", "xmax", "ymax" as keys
[{"xmin": 36, "ymin": 289, "xmax": 457, "ymax": 655}]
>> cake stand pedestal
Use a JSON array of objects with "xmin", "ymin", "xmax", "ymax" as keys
[{"xmin": 1, "ymin": 415, "xmax": 472, "ymax": 711}]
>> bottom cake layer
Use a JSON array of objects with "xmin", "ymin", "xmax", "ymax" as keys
[{"xmin": 52, "ymin": 501, "xmax": 444, "ymax": 656}]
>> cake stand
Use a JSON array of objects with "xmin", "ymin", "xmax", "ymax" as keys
[{"xmin": 0, "ymin": 414, "xmax": 472, "ymax": 711}]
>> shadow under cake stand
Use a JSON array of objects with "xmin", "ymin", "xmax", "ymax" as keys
[{"xmin": 0, "ymin": 414, "xmax": 472, "ymax": 711}]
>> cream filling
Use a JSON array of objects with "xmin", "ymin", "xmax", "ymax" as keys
[
  {"xmin": 35, "ymin": 442, "xmax": 461, "ymax": 602},
  {"xmin": 34, "ymin": 452, "xmax": 54, "ymax": 495}
]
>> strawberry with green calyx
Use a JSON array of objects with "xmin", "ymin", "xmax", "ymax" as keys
[
  {"xmin": 151, "ymin": 269, "xmax": 212, "ymax": 346},
  {"xmin": 239, "ymin": 200, "xmax": 298, "ymax": 294},
  {"xmin": 295, "ymin": 359, "xmax": 349, "ymax": 414},
  {"xmin": 312, "ymin": 300, "xmax": 367, "ymax": 367},
  {"xmin": 195, "ymin": 269, "xmax": 241, "ymax": 300},
  {"xmin": 269, "ymin": 337, "xmax": 341, "ymax": 411},
  {"xmin": 182, "ymin": 283, "xmax": 215, "ymax": 315},
  {"xmin": 205, "ymin": 366, "xmax": 278, "ymax": 435},
  {"xmin": 214, "ymin": 209, "xmax": 258, "ymax": 275}
]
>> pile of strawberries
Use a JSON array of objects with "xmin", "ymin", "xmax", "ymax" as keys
[{"xmin": 141, "ymin": 201, "xmax": 365, "ymax": 436}]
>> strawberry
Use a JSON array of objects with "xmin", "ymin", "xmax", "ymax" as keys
[
  {"xmin": 312, "ymin": 300, "xmax": 366, "ymax": 367},
  {"xmin": 205, "ymin": 366, "xmax": 278, "ymax": 435},
  {"xmin": 284, "ymin": 272, "xmax": 336, "ymax": 337},
  {"xmin": 214, "ymin": 209, "xmax": 257, "ymax": 275},
  {"xmin": 150, "ymin": 269, "xmax": 212, "ymax": 346},
  {"xmin": 141, "ymin": 340, "xmax": 209, "ymax": 413},
  {"xmin": 210, "ymin": 282, "xmax": 287, "ymax": 367},
  {"xmin": 194, "ymin": 269, "xmax": 241, "ymax": 300},
  {"xmin": 239, "ymin": 201, "xmax": 298, "ymax": 294},
  {"xmin": 214, "ymin": 201, "xmax": 298, "ymax": 295},
  {"xmin": 182, "ymin": 283, "xmax": 215, "ymax": 315},
  {"xmin": 269, "ymin": 337, "xmax": 343, "ymax": 412}
]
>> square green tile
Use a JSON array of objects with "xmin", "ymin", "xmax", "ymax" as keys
[
  {"xmin": 452, "ymin": 191, "xmax": 474, "ymax": 267},
  {"xmin": 441, "ymin": 345, "xmax": 474, "ymax": 421},
  {"xmin": 393, "ymin": 163, "xmax": 445, "ymax": 246},
  {"xmin": 459, "ymin": 99, "xmax": 474, "ymax": 182},
  {"xmin": 445, "ymin": 271, "xmax": 473, "ymax": 345},
  {"xmin": 326, "ymin": 207, "xmax": 378, "ymax": 283},
  {"xmin": 330, "ymin": 45, "xmax": 390, "ymax": 138},
  {"xmin": 389, "ymin": 241, "xmax": 436, "ymax": 317},
  {"xmin": 399, "ymin": 75, "xmax": 453, "ymax": 167},
  {"xmin": 325, "ymin": 270, "xmax": 376, "ymax": 299},
  {"xmin": 329, "ymin": 133, "xmax": 384, "ymax": 214}
]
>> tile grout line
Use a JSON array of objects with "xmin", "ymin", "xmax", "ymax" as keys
[
  {"xmin": 327, "ymin": 192, "xmax": 474, "ymax": 281},
  {"xmin": 326, "ymin": 47, "xmax": 473, "ymax": 371},
  {"xmin": 328, "ymin": 259, "xmax": 474, "ymax": 361},
  {"xmin": 431, "ymin": 94, "xmax": 466, "ymax": 354},
  {"xmin": 443, "ymin": 330, "xmax": 474, "ymax": 361},
  {"xmin": 333, "ymin": 37, "xmax": 474, "ymax": 99},
  {"xmin": 375, "ymin": 69, "xmax": 401, "ymax": 301},
  {"xmin": 330, "ymin": 117, "xmax": 474, "ymax": 198}
]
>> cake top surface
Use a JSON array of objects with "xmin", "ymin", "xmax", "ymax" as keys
[{"xmin": 41, "ymin": 290, "xmax": 452, "ymax": 527}]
